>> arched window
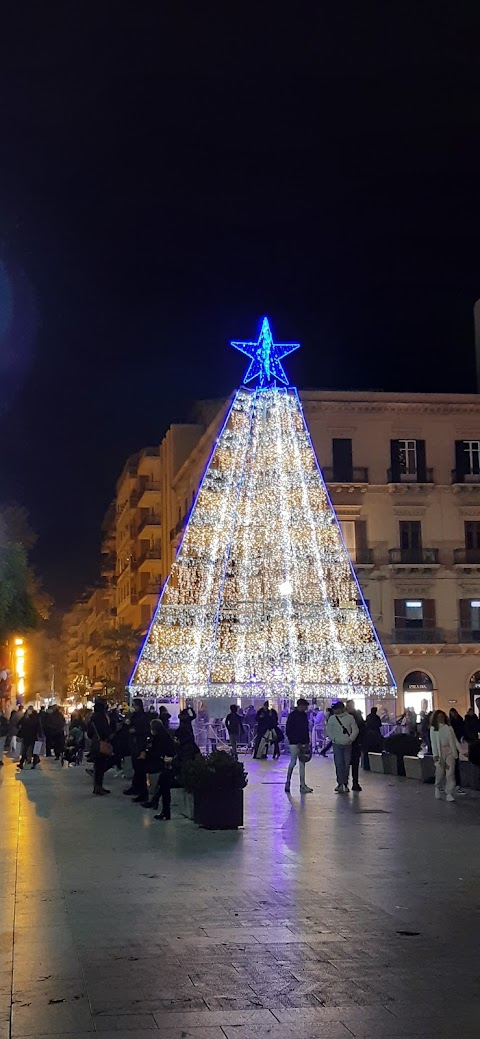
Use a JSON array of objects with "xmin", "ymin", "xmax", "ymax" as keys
[{"xmin": 403, "ymin": 671, "xmax": 433, "ymax": 720}]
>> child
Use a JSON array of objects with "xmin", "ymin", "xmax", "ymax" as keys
[{"xmin": 430, "ymin": 710, "xmax": 458, "ymax": 802}]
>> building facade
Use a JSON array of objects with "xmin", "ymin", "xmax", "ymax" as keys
[
  {"xmin": 64, "ymin": 388, "xmax": 480, "ymax": 718},
  {"xmin": 167, "ymin": 390, "xmax": 480, "ymax": 718}
]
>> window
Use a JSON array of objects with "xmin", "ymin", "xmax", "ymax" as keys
[
  {"xmin": 464, "ymin": 441, "xmax": 480, "ymax": 476},
  {"xmin": 459, "ymin": 599, "xmax": 480, "ymax": 635},
  {"xmin": 332, "ymin": 438, "xmax": 353, "ymax": 482},
  {"xmin": 464, "ymin": 521, "xmax": 480, "ymax": 561},
  {"xmin": 405, "ymin": 600, "xmax": 423, "ymax": 627},
  {"xmin": 395, "ymin": 599, "xmax": 436, "ymax": 630},
  {"xmin": 399, "ymin": 520, "xmax": 422, "ymax": 561},
  {"xmin": 399, "ymin": 439, "xmax": 417, "ymax": 476},
  {"xmin": 339, "ymin": 519, "xmax": 368, "ymax": 564}
]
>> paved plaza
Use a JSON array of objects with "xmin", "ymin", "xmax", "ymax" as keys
[{"xmin": 1, "ymin": 752, "xmax": 479, "ymax": 1039}]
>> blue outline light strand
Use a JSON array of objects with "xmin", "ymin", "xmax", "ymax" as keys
[{"xmin": 231, "ymin": 316, "xmax": 300, "ymax": 387}]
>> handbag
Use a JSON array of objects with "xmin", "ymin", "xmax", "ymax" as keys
[
  {"xmin": 298, "ymin": 743, "xmax": 312, "ymax": 763},
  {"xmin": 91, "ymin": 720, "xmax": 113, "ymax": 757},
  {"xmin": 33, "ymin": 740, "xmax": 43, "ymax": 757}
]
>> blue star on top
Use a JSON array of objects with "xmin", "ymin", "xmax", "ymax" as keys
[{"xmin": 231, "ymin": 317, "xmax": 300, "ymax": 387}]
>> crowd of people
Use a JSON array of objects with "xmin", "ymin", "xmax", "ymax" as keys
[{"xmin": 1, "ymin": 693, "xmax": 479, "ymax": 810}]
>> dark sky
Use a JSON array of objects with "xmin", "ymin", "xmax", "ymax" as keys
[{"xmin": 1, "ymin": 4, "xmax": 480, "ymax": 608}]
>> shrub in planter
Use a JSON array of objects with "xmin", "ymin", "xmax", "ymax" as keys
[
  {"xmin": 384, "ymin": 733, "xmax": 422, "ymax": 776},
  {"xmin": 181, "ymin": 751, "xmax": 248, "ymax": 830}
]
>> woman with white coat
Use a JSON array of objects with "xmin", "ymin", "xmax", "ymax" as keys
[{"xmin": 430, "ymin": 710, "xmax": 458, "ymax": 802}]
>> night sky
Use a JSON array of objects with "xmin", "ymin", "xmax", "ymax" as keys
[{"xmin": 1, "ymin": 5, "xmax": 480, "ymax": 608}]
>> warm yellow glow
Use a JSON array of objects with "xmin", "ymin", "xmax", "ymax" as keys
[
  {"xmin": 14, "ymin": 637, "xmax": 24, "ymax": 646},
  {"xmin": 16, "ymin": 648, "xmax": 25, "ymax": 659},
  {"xmin": 18, "ymin": 678, "xmax": 25, "ymax": 696}
]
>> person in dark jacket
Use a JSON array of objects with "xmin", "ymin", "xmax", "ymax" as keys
[
  {"xmin": 449, "ymin": 708, "xmax": 467, "ymax": 793},
  {"xmin": 362, "ymin": 707, "xmax": 383, "ymax": 769},
  {"xmin": 17, "ymin": 707, "xmax": 43, "ymax": 770},
  {"xmin": 41, "ymin": 706, "xmax": 54, "ymax": 756},
  {"xmin": 225, "ymin": 705, "xmax": 244, "ymax": 760},
  {"xmin": 253, "ymin": 702, "xmax": 271, "ymax": 759},
  {"xmin": 346, "ymin": 700, "xmax": 366, "ymax": 792},
  {"xmin": 464, "ymin": 708, "xmax": 480, "ymax": 742},
  {"xmin": 158, "ymin": 706, "xmax": 171, "ymax": 730},
  {"xmin": 87, "ymin": 700, "xmax": 113, "ymax": 795},
  {"xmin": 50, "ymin": 705, "xmax": 66, "ymax": 760},
  {"xmin": 123, "ymin": 698, "xmax": 151, "ymax": 795},
  {"xmin": 141, "ymin": 720, "xmax": 178, "ymax": 819},
  {"xmin": 285, "ymin": 698, "xmax": 312, "ymax": 794},
  {"xmin": 131, "ymin": 719, "xmax": 176, "ymax": 804}
]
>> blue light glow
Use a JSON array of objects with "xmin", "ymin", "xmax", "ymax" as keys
[{"xmin": 231, "ymin": 316, "xmax": 300, "ymax": 387}]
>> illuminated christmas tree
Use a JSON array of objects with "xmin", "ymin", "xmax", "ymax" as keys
[{"xmin": 130, "ymin": 318, "xmax": 395, "ymax": 705}]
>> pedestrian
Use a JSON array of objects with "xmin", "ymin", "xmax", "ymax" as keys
[
  {"xmin": 284, "ymin": 698, "xmax": 313, "ymax": 794},
  {"xmin": 50, "ymin": 705, "xmax": 66, "ymax": 760},
  {"xmin": 131, "ymin": 718, "xmax": 176, "ymax": 806},
  {"xmin": 142, "ymin": 719, "xmax": 185, "ymax": 819},
  {"xmin": 87, "ymin": 699, "xmax": 113, "ymax": 796},
  {"xmin": 7, "ymin": 705, "xmax": 23, "ymax": 757},
  {"xmin": 17, "ymin": 706, "xmax": 43, "ymax": 770},
  {"xmin": 158, "ymin": 706, "xmax": 171, "ymax": 730},
  {"xmin": 253, "ymin": 701, "xmax": 271, "ymax": 758},
  {"xmin": 42, "ymin": 706, "xmax": 54, "ymax": 756},
  {"xmin": 346, "ymin": 699, "xmax": 365, "ymax": 792},
  {"xmin": 0, "ymin": 708, "xmax": 9, "ymax": 765},
  {"xmin": 123, "ymin": 697, "xmax": 151, "ymax": 796},
  {"xmin": 464, "ymin": 707, "xmax": 480, "ymax": 742},
  {"xmin": 326, "ymin": 700, "xmax": 359, "ymax": 793},
  {"xmin": 225, "ymin": 704, "xmax": 244, "ymax": 760},
  {"xmin": 449, "ymin": 708, "xmax": 467, "ymax": 794},
  {"xmin": 319, "ymin": 707, "xmax": 333, "ymax": 757},
  {"xmin": 430, "ymin": 710, "xmax": 458, "ymax": 802},
  {"xmin": 363, "ymin": 706, "xmax": 383, "ymax": 769},
  {"xmin": 179, "ymin": 705, "xmax": 196, "ymax": 735}
]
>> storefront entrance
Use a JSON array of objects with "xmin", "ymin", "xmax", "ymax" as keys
[
  {"xmin": 403, "ymin": 670, "xmax": 433, "ymax": 720},
  {"xmin": 469, "ymin": 671, "xmax": 480, "ymax": 714}
]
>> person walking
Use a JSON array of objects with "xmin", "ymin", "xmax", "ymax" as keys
[
  {"xmin": 430, "ymin": 710, "xmax": 458, "ymax": 802},
  {"xmin": 225, "ymin": 705, "xmax": 244, "ymax": 760},
  {"xmin": 17, "ymin": 706, "xmax": 43, "ymax": 770},
  {"xmin": 326, "ymin": 700, "xmax": 359, "ymax": 793},
  {"xmin": 42, "ymin": 706, "xmax": 54, "ymax": 756},
  {"xmin": 0, "ymin": 709, "xmax": 9, "ymax": 765},
  {"xmin": 285, "ymin": 698, "xmax": 313, "ymax": 794},
  {"xmin": 363, "ymin": 706, "xmax": 383, "ymax": 770},
  {"xmin": 8, "ymin": 706, "xmax": 23, "ymax": 757},
  {"xmin": 87, "ymin": 699, "xmax": 113, "ymax": 796},
  {"xmin": 346, "ymin": 700, "xmax": 365, "ymax": 792},
  {"xmin": 131, "ymin": 718, "xmax": 176, "ymax": 806}
]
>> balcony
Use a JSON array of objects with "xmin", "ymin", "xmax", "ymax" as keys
[
  {"xmin": 137, "ymin": 515, "xmax": 161, "ymax": 536},
  {"xmin": 387, "ymin": 468, "xmax": 434, "ymax": 485},
  {"xmin": 323, "ymin": 467, "xmax": 369, "ymax": 485},
  {"xmin": 453, "ymin": 548, "xmax": 480, "ymax": 568},
  {"xmin": 392, "ymin": 628, "xmax": 444, "ymax": 645},
  {"xmin": 458, "ymin": 628, "xmax": 480, "ymax": 643},
  {"xmin": 139, "ymin": 583, "xmax": 162, "ymax": 602},
  {"xmin": 452, "ymin": 469, "xmax": 480, "ymax": 485},
  {"xmin": 388, "ymin": 548, "xmax": 439, "ymax": 570},
  {"xmin": 137, "ymin": 481, "xmax": 162, "ymax": 507},
  {"xmin": 352, "ymin": 548, "xmax": 375, "ymax": 569},
  {"xmin": 138, "ymin": 549, "xmax": 162, "ymax": 571}
]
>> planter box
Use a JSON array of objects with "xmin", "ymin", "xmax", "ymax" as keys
[
  {"xmin": 194, "ymin": 789, "xmax": 244, "ymax": 830},
  {"xmin": 179, "ymin": 790, "xmax": 195, "ymax": 820},
  {"xmin": 460, "ymin": 760, "xmax": 480, "ymax": 790},
  {"xmin": 368, "ymin": 753, "xmax": 384, "ymax": 773},
  {"xmin": 404, "ymin": 755, "xmax": 435, "ymax": 782},
  {"xmin": 382, "ymin": 752, "xmax": 399, "ymax": 775}
]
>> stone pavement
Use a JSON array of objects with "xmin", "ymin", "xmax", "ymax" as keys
[{"xmin": 1, "ymin": 751, "xmax": 479, "ymax": 1039}]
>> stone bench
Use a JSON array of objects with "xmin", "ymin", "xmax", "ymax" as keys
[
  {"xmin": 459, "ymin": 760, "xmax": 480, "ymax": 790},
  {"xmin": 404, "ymin": 755, "xmax": 435, "ymax": 782},
  {"xmin": 368, "ymin": 752, "xmax": 384, "ymax": 773}
]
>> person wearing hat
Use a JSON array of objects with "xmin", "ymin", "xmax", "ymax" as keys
[
  {"xmin": 285, "ymin": 698, "xmax": 313, "ymax": 794},
  {"xmin": 326, "ymin": 700, "xmax": 359, "ymax": 793}
]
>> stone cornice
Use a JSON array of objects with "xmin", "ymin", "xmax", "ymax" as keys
[{"xmin": 303, "ymin": 400, "xmax": 480, "ymax": 416}]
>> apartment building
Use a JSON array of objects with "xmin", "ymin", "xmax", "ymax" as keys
[{"xmin": 168, "ymin": 390, "xmax": 480, "ymax": 718}]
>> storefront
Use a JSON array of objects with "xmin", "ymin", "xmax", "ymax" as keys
[
  {"xmin": 469, "ymin": 671, "xmax": 480, "ymax": 714},
  {"xmin": 402, "ymin": 670, "xmax": 433, "ymax": 721}
]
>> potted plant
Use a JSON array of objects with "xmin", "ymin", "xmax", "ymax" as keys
[
  {"xmin": 181, "ymin": 750, "xmax": 248, "ymax": 830},
  {"xmin": 384, "ymin": 733, "xmax": 421, "ymax": 776}
]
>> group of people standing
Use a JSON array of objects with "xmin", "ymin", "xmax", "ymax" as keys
[{"xmin": 0, "ymin": 703, "xmax": 67, "ymax": 769}]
